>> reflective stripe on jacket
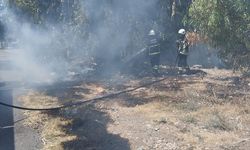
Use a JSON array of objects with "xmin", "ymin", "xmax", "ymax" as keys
[{"xmin": 148, "ymin": 38, "xmax": 160, "ymax": 56}]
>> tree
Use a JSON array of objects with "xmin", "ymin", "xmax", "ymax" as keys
[{"xmin": 188, "ymin": 0, "xmax": 250, "ymax": 70}]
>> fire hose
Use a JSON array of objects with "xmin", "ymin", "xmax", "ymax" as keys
[
  {"xmin": 0, "ymin": 77, "xmax": 168, "ymax": 111},
  {"xmin": 0, "ymin": 117, "xmax": 27, "ymax": 130},
  {"xmin": 0, "ymin": 77, "xmax": 168, "ymax": 130}
]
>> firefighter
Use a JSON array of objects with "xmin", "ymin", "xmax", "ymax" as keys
[
  {"xmin": 176, "ymin": 28, "xmax": 189, "ymax": 74},
  {"xmin": 147, "ymin": 29, "xmax": 161, "ymax": 76},
  {"xmin": 0, "ymin": 21, "xmax": 5, "ymax": 49}
]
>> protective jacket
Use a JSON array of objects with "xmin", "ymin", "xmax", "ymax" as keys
[
  {"xmin": 176, "ymin": 39, "xmax": 189, "ymax": 55},
  {"xmin": 148, "ymin": 36, "xmax": 160, "ymax": 56}
]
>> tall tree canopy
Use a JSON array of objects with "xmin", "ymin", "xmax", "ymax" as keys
[{"xmin": 188, "ymin": 0, "xmax": 250, "ymax": 69}]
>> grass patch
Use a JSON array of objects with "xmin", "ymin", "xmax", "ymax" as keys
[
  {"xmin": 181, "ymin": 115, "xmax": 197, "ymax": 124},
  {"xmin": 153, "ymin": 117, "xmax": 168, "ymax": 124},
  {"xmin": 206, "ymin": 111, "xmax": 233, "ymax": 131},
  {"xmin": 174, "ymin": 101, "xmax": 200, "ymax": 112}
]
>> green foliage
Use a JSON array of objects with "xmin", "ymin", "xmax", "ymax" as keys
[
  {"xmin": 14, "ymin": 0, "xmax": 37, "ymax": 12},
  {"xmin": 11, "ymin": 0, "xmax": 39, "ymax": 21},
  {"xmin": 188, "ymin": 0, "xmax": 250, "ymax": 69},
  {"xmin": 9, "ymin": 0, "xmax": 64, "ymax": 24}
]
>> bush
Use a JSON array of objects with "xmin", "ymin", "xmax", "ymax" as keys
[{"xmin": 188, "ymin": 0, "xmax": 250, "ymax": 70}]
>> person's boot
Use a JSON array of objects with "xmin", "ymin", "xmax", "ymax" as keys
[
  {"xmin": 177, "ymin": 67, "xmax": 183, "ymax": 75},
  {"xmin": 153, "ymin": 66, "xmax": 160, "ymax": 77},
  {"xmin": 181, "ymin": 67, "xmax": 190, "ymax": 75},
  {"xmin": 185, "ymin": 67, "xmax": 190, "ymax": 74}
]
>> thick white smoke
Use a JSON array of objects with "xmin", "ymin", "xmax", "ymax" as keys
[
  {"xmin": 0, "ymin": 0, "xmax": 224, "ymax": 85},
  {"xmin": 3, "ymin": 13, "xmax": 65, "ymax": 83},
  {"xmin": 1, "ymin": 0, "xmax": 223, "ymax": 84},
  {"xmin": 1, "ymin": 0, "xmax": 164, "ymax": 84}
]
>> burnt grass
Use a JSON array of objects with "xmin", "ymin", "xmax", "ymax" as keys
[
  {"xmin": 20, "ymin": 68, "xmax": 250, "ymax": 150},
  {"xmin": 58, "ymin": 106, "xmax": 130, "ymax": 150}
]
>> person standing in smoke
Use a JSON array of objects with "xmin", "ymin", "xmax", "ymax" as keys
[
  {"xmin": 176, "ymin": 28, "xmax": 189, "ymax": 74},
  {"xmin": 0, "ymin": 21, "xmax": 5, "ymax": 49},
  {"xmin": 147, "ymin": 29, "xmax": 161, "ymax": 76}
]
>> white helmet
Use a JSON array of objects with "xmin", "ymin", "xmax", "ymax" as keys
[
  {"xmin": 178, "ymin": 29, "xmax": 186, "ymax": 35},
  {"xmin": 149, "ymin": 29, "xmax": 155, "ymax": 36}
]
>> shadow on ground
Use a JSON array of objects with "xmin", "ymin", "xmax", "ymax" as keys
[
  {"xmin": 54, "ymin": 105, "xmax": 131, "ymax": 150},
  {"xmin": 31, "ymin": 81, "xmax": 91, "ymax": 100},
  {"xmin": 31, "ymin": 80, "xmax": 131, "ymax": 149}
]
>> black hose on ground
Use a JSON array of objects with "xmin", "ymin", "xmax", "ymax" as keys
[
  {"xmin": 0, "ymin": 117, "xmax": 27, "ymax": 130},
  {"xmin": 0, "ymin": 77, "xmax": 168, "ymax": 111}
]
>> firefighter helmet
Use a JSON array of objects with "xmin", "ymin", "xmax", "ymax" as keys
[
  {"xmin": 178, "ymin": 29, "xmax": 186, "ymax": 35},
  {"xmin": 149, "ymin": 29, "xmax": 155, "ymax": 36}
]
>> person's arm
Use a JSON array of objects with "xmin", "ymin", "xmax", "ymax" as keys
[
  {"xmin": 184, "ymin": 39, "xmax": 189, "ymax": 49},
  {"xmin": 176, "ymin": 40, "xmax": 181, "ymax": 52},
  {"xmin": 176, "ymin": 40, "xmax": 179, "ymax": 47}
]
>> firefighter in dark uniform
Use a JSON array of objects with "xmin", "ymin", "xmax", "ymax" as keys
[
  {"xmin": 147, "ymin": 29, "xmax": 161, "ymax": 76},
  {"xmin": 0, "ymin": 21, "xmax": 5, "ymax": 49},
  {"xmin": 176, "ymin": 28, "xmax": 189, "ymax": 74}
]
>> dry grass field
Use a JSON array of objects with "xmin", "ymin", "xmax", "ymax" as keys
[{"xmin": 19, "ymin": 69, "xmax": 250, "ymax": 150}]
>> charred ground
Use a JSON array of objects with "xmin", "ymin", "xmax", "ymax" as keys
[{"xmin": 19, "ymin": 68, "xmax": 250, "ymax": 150}]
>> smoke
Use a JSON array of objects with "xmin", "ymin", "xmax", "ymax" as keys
[
  {"xmin": 1, "ymin": 0, "xmax": 173, "ymax": 84},
  {"xmin": 10, "ymin": 24, "xmax": 59, "ymax": 83},
  {"xmin": 188, "ymin": 43, "xmax": 225, "ymax": 68},
  {"xmin": 0, "ymin": 6, "xmax": 68, "ymax": 83},
  {"xmin": 79, "ymin": 0, "xmax": 168, "ymax": 74},
  {"xmin": 0, "ymin": 0, "xmax": 225, "ymax": 85}
]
